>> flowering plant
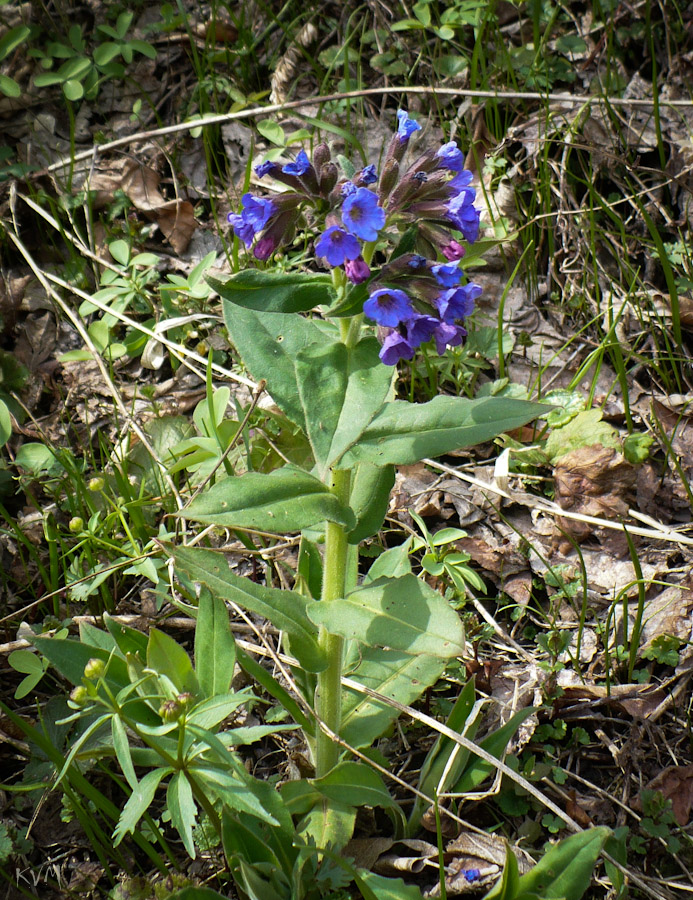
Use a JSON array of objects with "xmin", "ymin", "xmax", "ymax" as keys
[{"xmin": 32, "ymin": 113, "xmax": 550, "ymax": 899}]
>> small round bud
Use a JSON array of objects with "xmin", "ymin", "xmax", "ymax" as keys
[
  {"xmin": 176, "ymin": 692, "xmax": 194, "ymax": 711},
  {"xmin": 195, "ymin": 342, "xmax": 208, "ymax": 357},
  {"xmin": 84, "ymin": 658, "xmax": 105, "ymax": 680},
  {"xmin": 69, "ymin": 517, "xmax": 84, "ymax": 533},
  {"xmin": 70, "ymin": 685, "xmax": 89, "ymax": 706},
  {"xmin": 159, "ymin": 700, "xmax": 182, "ymax": 723},
  {"xmin": 88, "ymin": 477, "xmax": 105, "ymax": 492}
]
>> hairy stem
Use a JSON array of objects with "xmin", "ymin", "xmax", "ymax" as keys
[{"xmin": 314, "ymin": 467, "xmax": 352, "ymax": 777}]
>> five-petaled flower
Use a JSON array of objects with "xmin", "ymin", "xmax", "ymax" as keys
[
  {"xmin": 315, "ymin": 226, "xmax": 362, "ymax": 266},
  {"xmin": 363, "ymin": 288, "xmax": 415, "ymax": 327},
  {"xmin": 342, "ymin": 188, "xmax": 386, "ymax": 241}
]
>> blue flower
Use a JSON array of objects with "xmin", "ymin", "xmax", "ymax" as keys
[
  {"xmin": 358, "ymin": 164, "xmax": 378, "ymax": 185},
  {"xmin": 255, "ymin": 160, "xmax": 276, "ymax": 178},
  {"xmin": 227, "ymin": 213, "xmax": 255, "ymax": 246},
  {"xmin": 397, "ymin": 110, "xmax": 422, "ymax": 142},
  {"xmin": 436, "ymin": 142, "xmax": 465, "ymax": 172},
  {"xmin": 432, "ymin": 262, "xmax": 462, "ymax": 288},
  {"xmin": 435, "ymin": 284, "xmax": 481, "ymax": 323},
  {"xmin": 408, "ymin": 255, "xmax": 428, "ymax": 269},
  {"xmin": 341, "ymin": 181, "xmax": 358, "ymax": 198},
  {"xmin": 449, "ymin": 169, "xmax": 474, "ymax": 191},
  {"xmin": 433, "ymin": 321, "xmax": 467, "ymax": 354},
  {"xmin": 342, "ymin": 187, "xmax": 386, "ymax": 241},
  {"xmin": 240, "ymin": 193, "xmax": 276, "ymax": 231},
  {"xmin": 463, "ymin": 869, "xmax": 481, "ymax": 885},
  {"xmin": 406, "ymin": 314, "xmax": 439, "ymax": 347},
  {"xmin": 364, "ymin": 288, "xmax": 415, "ymax": 326},
  {"xmin": 315, "ymin": 226, "xmax": 362, "ymax": 266},
  {"xmin": 380, "ymin": 330, "xmax": 415, "ymax": 365},
  {"xmin": 447, "ymin": 191, "xmax": 481, "ymax": 243},
  {"xmin": 282, "ymin": 149, "xmax": 311, "ymax": 176}
]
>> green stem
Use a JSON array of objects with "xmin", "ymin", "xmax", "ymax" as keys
[{"xmin": 315, "ymin": 467, "xmax": 352, "ymax": 777}]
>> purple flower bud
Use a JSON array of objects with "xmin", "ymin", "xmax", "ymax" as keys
[
  {"xmin": 344, "ymin": 256, "xmax": 370, "ymax": 284},
  {"xmin": 357, "ymin": 164, "xmax": 378, "ymax": 186},
  {"xmin": 254, "ymin": 235, "xmax": 277, "ymax": 260},
  {"xmin": 255, "ymin": 160, "xmax": 276, "ymax": 178},
  {"xmin": 315, "ymin": 226, "xmax": 361, "ymax": 266},
  {"xmin": 364, "ymin": 288, "xmax": 415, "ymax": 327},
  {"xmin": 341, "ymin": 180, "xmax": 358, "ymax": 198},
  {"xmin": 436, "ymin": 141, "xmax": 465, "ymax": 172},
  {"xmin": 342, "ymin": 188, "xmax": 386, "ymax": 241},
  {"xmin": 442, "ymin": 239, "xmax": 465, "ymax": 261},
  {"xmin": 463, "ymin": 869, "xmax": 481, "ymax": 884},
  {"xmin": 380, "ymin": 330, "xmax": 415, "ymax": 365}
]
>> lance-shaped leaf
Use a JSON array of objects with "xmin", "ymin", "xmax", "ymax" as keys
[
  {"xmin": 347, "ymin": 462, "xmax": 395, "ymax": 544},
  {"xmin": 222, "ymin": 302, "xmax": 330, "ymax": 430},
  {"xmin": 209, "ymin": 271, "xmax": 333, "ymax": 314},
  {"xmin": 341, "ymin": 648, "xmax": 446, "ymax": 748},
  {"xmin": 180, "ymin": 466, "xmax": 356, "ymax": 533},
  {"xmin": 171, "ymin": 545, "xmax": 326, "ymax": 673},
  {"xmin": 295, "ymin": 337, "xmax": 392, "ymax": 476},
  {"xmin": 307, "ymin": 574, "xmax": 464, "ymax": 658},
  {"xmin": 195, "ymin": 586, "xmax": 235, "ymax": 697},
  {"xmin": 310, "ymin": 761, "xmax": 397, "ymax": 809},
  {"xmin": 340, "ymin": 396, "xmax": 551, "ymax": 467}
]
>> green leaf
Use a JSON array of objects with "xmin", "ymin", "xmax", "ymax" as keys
[
  {"xmin": 410, "ymin": 678, "xmax": 479, "ymax": 830},
  {"xmin": 307, "ymin": 574, "xmax": 465, "ymax": 657},
  {"xmin": 256, "ymin": 119, "xmax": 286, "ymax": 146},
  {"xmin": 341, "ymin": 648, "xmax": 446, "ymax": 748},
  {"xmin": 354, "ymin": 869, "xmax": 424, "ymax": 900},
  {"xmin": 186, "ymin": 692, "xmax": 252, "ymax": 730},
  {"xmin": 544, "ymin": 408, "xmax": 619, "ymax": 462},
  {"xmin": 114, "ymin": 767, "xmax": 172, "ymax": 844},
  {"xmin": 209, "ymin": 271, "xmax": 333, "ymax": 314},
  {"xmin": 112, "ymin": 715, "xmax": 137, "ymax": 790},
  {"xmin": 180, "ymin": 466, "xmax": 356, "ymax": 533},
  {"xmin": 171, "ymin": 545, "xmax": 327, "ymax": 674},
  {"xmin": 104, "ymin": 613, "xmax": 148, "ymax": 658},
  {"xmin": 0, "ymin": 25, "xmax": 30, "ymax": 62},
  {"xmin": 296, "ymin": 797, "xmax": 356, "ymax": 854},
  {"xmin": 195, "ymin": 586, "xmax": 235, "ymax": 697},
  {"xmin": 487, "ymin": 842, "xmax": 520, "ymax": 900},
  {"xmin": 167, "ymin": 772, "xmax": 197, "ymax": 858},
  {"xmin": 340, "ymin": 397, "xmax": 551, "ymax": 466},
  {"xmin": 221, "ymin": 303, "xmax": 328, "ymax": 430},
  {"xmin": 484, "ymin": 828, "xmax": 611, "ymax": 900},
  {"xmin": 347, "ymin": 463, "xmax": 395, "ymax": 544},
  {"xmin": 454, "ymin": 707, "xmax": 538, "ymax": 794},
  {"xmin": 311, "ymin": 761, "xmax": 396, "ymax": 809},
  {"xmin": 192, "ymin": 766, "xmax": 280, "ymax": 825},
  {"xmin": 31, "ymin": 636, "xmax": 129, "ymax": 688},
  {"xmin": 0, "ymin": 73, "xmax": 20, "ymax": 98},
  {"xmin": 295, "ymin": 337, "xmax": 392, "ymax": 475},
  {"xmin": 147, "ymin": 629, "xmax": 200, "ymax": 696}
]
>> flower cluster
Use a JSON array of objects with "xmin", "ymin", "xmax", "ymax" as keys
[{"xmin": 227, "ymin": 111, "xmax": 483, "ymax": 365}]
